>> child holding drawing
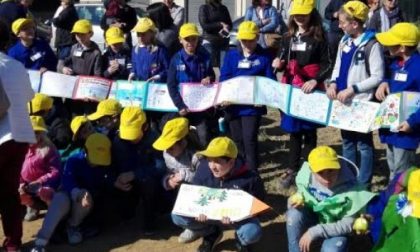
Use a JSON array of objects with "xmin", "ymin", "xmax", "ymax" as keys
[
  {"xmin": 272, "ymin": 0, "xmax": 332, "ymax": 188},
  {"xmin": 171, "ymin": 137, "xmax": 266, "ymax": 251},
  {"xmin": 219, "ymin": 21, "xmax": 275, "ymax": 172},
  {"xmin": 374, "ymin": 22, "xmax": 420, "ymax": 179},
  {"xmin": 102, "ymin": 27, "xmax": 132, "ymax": 80}
]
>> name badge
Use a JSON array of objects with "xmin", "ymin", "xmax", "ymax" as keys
[
  {"xmin": 117, "ymin": 58, "xmax": 126, "ymax": 66},
  {"xmin": 394, "ymin": 71, "xmax": 408, "ymax": 82},
  {"xmin": 177, "ymin": 64, "xmax": 186, "ymax": 71},
  {"xmin": 30, "ymin": 52, "xmax": 42, "ymax": 61},
  {"xmin": 342, "ymin": 45, "xmax": 351, "ymax": 53},
  {"xmin": 238, "ymin": 60, "xmax": 251, "ymax": 69},
  {"xmin": 73, "ymin": 50, "xmax": 83, "ymax": 57},
  {"xmin": 291, "ymin": 42, "xmax": 306, "ymax": 51}
]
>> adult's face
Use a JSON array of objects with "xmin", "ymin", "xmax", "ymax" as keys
[{"xmin": 383, "ymin": 0, "xmax": 398, "ymax": 11}]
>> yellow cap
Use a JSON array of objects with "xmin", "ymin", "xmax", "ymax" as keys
[
  {"xmin": 105, "ymin": 27, "xmax": 125, "ymax": 45},
  {"xmin": 85, "ymin": 133, "xmax": 111, "ymax": 166},
  {"xmin": 179, "ymin": 23, "xmax": 200, "ymax": 39},
  {"xmin": 71, "ymin": 19, "xmax": 92, "ymax": 34},
  {"xmin": 119, "ymin": 107, "xmax": 147, "ymax": 141},
  {"xmin": 30, "ymin": 116, "xmax": 47, "ymax": 132},
  {"xmin": 237, "ymin": 21, "xmax": 259, "ymax": 40},
  {"xmin": 290, "ymin": 0, "xmax": 315, "ymax": 15},
  {"xmin": 376, "ymin": 22, "xmax": 420, "ymax": 47},
  {"xmin": 198, "ymin": 137, "xmax": 238, "ymax": 159},
  {"xmin": 408, "ymin": 169, "xmax": 420, "ymax": 218},
  {"xmin": 28, "ymin": 93, "xmax": 53, "ymax": 114},
  {"xmin": 71, "ymin": 116, "xmax": 89, "ymax": 138},
  {"xmin": 153, "ymin": 117, "xmax": 189, "ymax": 151},
  {"xmin": 132, "ymin": 17, "xmax": 157, "ymax": 33},
  {"xmin": 12, "ymin": 18, "xmax": 34, "ymax": 35},
  {"xmin": 87, "ymin": 99, "xmax": 122, "ymax": 121},
  {"xmin": 342, "ymin": 1, "xmax": 369, "ymax": 22},
  {"xmin": 308, "ymin": 146, "xmax": 341, "ymax": 173}
]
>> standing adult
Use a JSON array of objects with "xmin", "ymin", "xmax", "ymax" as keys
[
  {"xmin": 366, "ymin": 0, "xmax": 404, "ymax": 32},
  {"xmin": 198, "ymin": 0, "xmax": 232, "ymax": 68},
  {"xmin": 324, "ymin": 0, "xmax": 347, "ymax": 61},
  {"xmin": 0, "ymin": 0, "xmax": 26, "ymax": 27},
  {"xmin": 163, "ymin": 0, "xmax": 184, "ymax": 29},
  {"xmin": 0, "ymin": 19, "xmax": 35, "ymax": 252}
]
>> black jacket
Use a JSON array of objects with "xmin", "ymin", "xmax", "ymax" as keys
[
  {"xmin": 198, "ymin": 3, "xmax": 232, "ymax": 43},
  {"xmin": 0, "ymin": 1, "xmax": 26, "ymax": 27},
  {"xmin": 324, "ymin": 0, "xmax": 346, "ymax": 34},
  {"xmin": 100, "ymin": 4, "xmax": 137, "ymax": 34},
  {"xmin": 102, "ymin": 46, "xmax": 132, "ymax": 80},
  {"xmin": 53, "ymin": 5, "xmax": 79, "ymax": 48},
  {"xmin": 64, "ymin": 41, "xmax": 103, "ymax": 76}
]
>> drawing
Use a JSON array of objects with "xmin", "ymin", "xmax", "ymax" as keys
[
  {"xmin": 145, "ymin": 83, "xmax": 177, "ymax": 111},
  {"xmin": 402, "ymin": 91, "xmax": 420, "ymax": 121},
  {"xmin": 181, "ymin": 83, "xmax": 219, "ymax": 112},
  {"xmin": 27, "ymin": 70, "xmax": 41, "ymax": 92},
  {"xmin": 115, "ymin": 80, "xmax": 147, "ymax": 107},
  {"xmin": 74, "ymin": 76, "xmax": 112, "ymax": 101},
  {"xmin": 373, "ymin": 93, "xmax": 401, "ymax": 130},
  {"xmin": 216, "ymin": 76, "xmax": 255, "ymax": 104},
  {"xmin": 255, "ymin": 77, "xmax": 291, "ymax": 111}
]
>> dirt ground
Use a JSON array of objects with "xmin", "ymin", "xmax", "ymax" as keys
[{"xmin": 1, "ymin": 109, "xmax": 410, "ymax": 252}]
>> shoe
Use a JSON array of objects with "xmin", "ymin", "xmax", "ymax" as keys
[
  {"xmin": 24, "ymin": 207, "xmax": 39, "ymax": 221},
  {"xmin": 197, "ymin": 226, "xmax": 223, "ymax": 252},
  {"xmin": 178, "ymin": 229, "xmax": 201, "ymax": 243},
  {"xmin": 66, "ymin": 225, "xmax": 82, "ymax": 245},
  {"xmin": 278, "ymin": 169, "xmax": 296, "ymax": 190},
  {"xmin": 30, "ymin": 245, "xmax": 46, "ymax": 252},
  {"xmin": 235, "ymin": 233, "xmax": 252, "ymax": 252}
]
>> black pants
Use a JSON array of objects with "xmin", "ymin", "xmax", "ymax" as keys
[
  {"xmin": 289, "ymin": 130, "xmax": 317, "ymax": 171},
  {"xmin": 228, "ymin": 115, "xmax": 261, "ymax": 171}
]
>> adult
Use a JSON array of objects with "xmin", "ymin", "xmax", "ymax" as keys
[
  {"xmin": 244, "ymin": 0, "xmax": 279, "ymax": 49},
  {"xmin": 367, "ymin": 0, "xmax": 380, "ymax": 21},
  {"xmin": 198, "ymin": 0, "xmax": 232, "ymax": 68},
  {"xmin": 366, "ymin": 0, "xmax": 404, "ymax": 33},
  {"xmin": 163, "ymin": 0, "xmax": 184, "ymax": 29},
  {"xmin": 0, "ymin": 0, "xmax": 26, "ymax": 28},
  {"xmin": 279, "ymin": 0, "xmax": 293, "ymax": 24},
  {"xmin": 147, "ymin": 2, "xmax": 180, "ymax": 57},
  {"xmin": 324, "ymin": 0, "xmax": 347, "ymax": 61},
  {"xmin": 0, "ymin": 19, "xmax": 35, "ymax": 252},
  {"xmin": 20, "ymin": 0, "xmax": 34, "ymax": 19}
]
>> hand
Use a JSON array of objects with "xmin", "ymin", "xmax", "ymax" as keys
[
  {"xmin": 118, "ymin": 171, "xmax": 135, "ymax": 184},
  {"xmin": 147, "ymin": 75, "xmax": 159, "ymax": 82},
  {"xmin": 26, "ymin": 181, "xmax": 41, "ymax": 193},
  {"xmin": 128, "ymin": 73, "xmax": 135, "ymax": 82},
  {"xmin": 62, "ymin": 67, "xmax": 73, "ymax": 75},
  {"xmin": 81, "ymin": 191, "xmax": 91, "ymax": 208},
  {"xmin": 326, "ymin": 83, "xmax": 337, "ymax": 100},
  {"xmin": 179, "ymin": 108, "xmax": 190, "ymax": 116},
  {"xmin": 262, "ymin": 18, "xmax": 271, "ymax": 25},
  {"xmin": 397, "ymin": 121, "xmax": 412, "ymax": 133},
  {"xmin": 114, "ymin": 179, "xmax": 132, "ymax": 191},
  {"xmin": 290, "ymin": 200, "xmax": 304, "ymax": 209},
  {"xmin": 299, "ymin": 231, "xmax": 313, "ymax": 252},
  {"xmin": 107, "ymin": 63, "xmax": 119, "ymax": 74},
  {"xmin": 337, "ymin": 87, "xmax": 355, "ymax": 103},
  {"xmin": 39, "ymin": 67, "xmax": 48, "ymax": 74},
  {"xmin": 220, "ymin": 22, "xmax": 230, "ymax": 30},
  {"xmin": 375, "ymin": 82, "xmax": 390, "ymax": 101},
  {"xmin": 333, "ymin": 11, "xmax": 339, "ymax": 18},
  {"xmin": 201, "ymin": 77, "xmax": 211, "ymax": 86},
  {"xmin": 167, "ymin": 174, "xmax": 181, "ymax": 189},
  {"xmin": 195, "ymin": 214, "xmax": 208, "ymax": 223},
  {"xmin": 221, "ymin": 216, "xmax": 232, "ymax": 225},
  {"xmin": 220, "ymin": 101, "xmax": 232, "ymax": 107},
  {"xmin": 301, "ymin": 80, "xmax": 317, "ymax": 94},
  {"xmin": 272, "ymin": 57, "xmax": 286, "ymax": 70}
]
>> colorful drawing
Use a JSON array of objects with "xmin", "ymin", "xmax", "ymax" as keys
[
  {"xmin": 372, "ymin": 93, "xmax": 401, "ymax": 130},
  {"xmin": 73, "ymin": 76, "xmax": 112, "ymax": 101},
  {"xmin": 181, "ymin": 83, "xmax": 219, "ymax": 112},
  {"xmin": 145, "ymin": 83, "xmax": 177, "ymax": 111},
  {"xmin": 216, "ymin": 76, "xmax": 255, "ymax": 104},
  {"xmin": 255, "ymin": 77, "xmax": 291, "ymax": 111},
  {"xmin": 115, "ymin": 80, "xmax": 147, "ymax": 107},
  {"xmin": 401, "ymin": 91, "xmax": 420, "ymax": 121}
]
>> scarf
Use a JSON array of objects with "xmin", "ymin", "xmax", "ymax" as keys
[{"xmin": 380, "ymin": 7, "xmax": 402, "ymax": 32}]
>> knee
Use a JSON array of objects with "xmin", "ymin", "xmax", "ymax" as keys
[
  {"xmin": 321, "ymin": 237, "xmax": 348, "ymax": 252},
  {"xmin": 52, "ymin": 192, "xmax": 71, "ymax": 211},
  {"xmin": 286, "ymin": 207, "xmax": 305, "ymax": 228},
  {"xmin": 236, "ymin": 221, "xmax": 262, "ymax": 245},
  {"xmin": 171, "ymin": 214, "xmax": 191, "ymax": 228}
]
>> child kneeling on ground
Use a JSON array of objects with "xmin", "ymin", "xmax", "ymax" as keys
[
  {"xmin": 286, "ymin": 146, "xmax": 375, "ymax": 252},
  {"xmin": 171, "ymin": 137, "xmax": 265, "ymax": 252}
]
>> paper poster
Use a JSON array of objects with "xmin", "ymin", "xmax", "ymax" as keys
[
  {"xmin": 288, "ymin": 87, "xmax": 331, "ymax": 125},
  {"xmin": 216, "ymin": 76, "xmax": 255, "ymax": 104},
  {"xmin": 144, "ymin": 83, "xmax": 177, "ymax": 112},
  {"xmin": 181, "ymin": 83, "xmax": 219, "ymax": 112},
  {"xmin": 255, "ymin": 77, "xmax": 291, "ymax": 111},
  {"xmin": 372, "ymin": 93, "xmax": 401, "ymax": 130},
  {"xmin": 172, "ymin": 184, "xmax": 270, "ymax": 222},
  {"xmin": 115, "ymin": 80, "xmax": 148, "ymax": 107},
  {"xmin": 401, "ymin": 91, "xmax": 420, "ymax": 121},
  {"xmin": 328, "ymin": 100, "xmax": 380, "ymax": 133},
  {"xmin": 40, "ymin": 71, "xmax": 77, "ymax": 98},
  {"xmin": 108, "ymin": 81, "xmax": 117, "ymax": 99},
  {"xmin": 27, "ymin": 70, "xmax": 41, "ymax": 92},
  {"xmin": 73, "ymin": 76, "xmax": 112, "ymax": 101}
]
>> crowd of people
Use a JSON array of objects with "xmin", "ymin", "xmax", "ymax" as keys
[{"xmin": 0, "ymin": 0, "xmax": 419, "ymax": 251}]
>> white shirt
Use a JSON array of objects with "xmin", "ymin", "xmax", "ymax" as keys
[
  {"xmin": 169, "ymin": 4, "xmax": 184, "ymax": 29},
  {"xmin": 0, "ymin": 53, "xmax": 35, "ymax": 145}
]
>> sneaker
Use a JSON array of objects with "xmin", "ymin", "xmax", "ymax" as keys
[
  {"xmin": 30, "ymin": 245, "xmax": 46, "ymax": 252},
  {"xmin": 66, "ymin": 226, "xmax": 82, "ymax": 245},
  {"xmin": 235, "ymin": 233, "xmax": 252, "ymax": 252},
  {"xmin": 197, "ymin": 226, "xmax": 223, "ymax": 252},
  {"xmin": 278, "ymin": 169, "xmax": 296, "ymax": 190},
  {"xmin": 24, "ymin": 207, "xmax": 39, "ymax": 221},
  {"xmin": 178, "ymin": 229, "xmax": 201, "ymax": 243}
]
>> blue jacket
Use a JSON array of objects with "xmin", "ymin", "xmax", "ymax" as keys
[
  {"xmin": 244, "ymin": 5, "xmax": 278, "ymax": 33},
  {"xmin": 192, "ymin": 157, "xmax": 266, "ymax": 201},
  {"xmin": 131, "ymin": 44, "xmax": 169, "ymax": 82},
  {"xmin": 167, "ymin": 47, "xmax": 215, "ymax": 110},
  {"xmin": 103, "ymin": 46, "xmax": 132, "ymax": 80},
  {"xmin": 220, "ymin": 46, "xmax": 274, "ymax": 117},
  {"xmin": 8, "ymin": 39, "xmax": 57, "ymax": 71},
  {"xmin": 379, "ymin": 52, "xmax": 420, "ymax": 150}
]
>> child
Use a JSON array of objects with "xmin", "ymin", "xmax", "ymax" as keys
[
  {"xmin": 172, "ymin": 137, "xmax": 266, "ymax": 251},
  {"xmin": 272, "ymin": 0, "xmax": 331, "ymax": 188},
  {"xmin": 220, "ymin": 21, "xmax": 275, "ymax": 171},
  {"xmin": 20, "ymin": 116, "xmax": 61, "ymax": 221},
  {"xmin": 326, "ymin": 1, "xmax": 385, "ymax": 186},
  {"xmin": 286, "ymin": 146, "xmax": 375, "ymax": 252},
  {"xmin": 8, "ymin": 18, "xmax": 57, "ymax": 72},
  {"xmin": 87, "ymin": 98, "xmax": 122, "ymax": 139},
  {"xmin": 167, "ymin": 22, "xmax": 216, "ymax": 149},
  {"xmin": 103, "ymin": 27, "xmax": 132, "ymax": 80}
]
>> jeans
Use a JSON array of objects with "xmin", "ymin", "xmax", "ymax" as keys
[
  {"xmin": 386, "ymin": 145, "xmax": 417, "ymax": 180},
  {"xmin": 202, "ymin": 38, "xmax": 228, "ymax": 68},
  {"xmin": 171, "ymin": 214, "xmax": 262, "ymax": 246},
  {"xmin": 341, "ymin": 130, "xmax": 373, "ymax": 185},
  {"xmin": 289, "ymin": 130, "xmax": 317, "ymax": 171},
  {"xmin": 286, "ymin": 207, "xmax": 348, "ymax": 252}
]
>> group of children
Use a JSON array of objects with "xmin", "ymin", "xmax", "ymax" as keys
[{"xmin": 2, "ymin": 0, "xmax": 420, "ymax": 251}]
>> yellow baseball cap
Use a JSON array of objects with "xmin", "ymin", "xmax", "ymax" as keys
[
  {"xmin": 71, "ymin": 19, "xmax": 92, "ymax": 34},
  {"xmin": 153, "ymin": 117, "xmax": 189, "ymax": 151},
  {"xmin": 119, "ymin": 106, "xmax": 147, "ymax": 141},
  {"xmin": 198, "ymin": 137, "xmax": 238, "ymax": 159},
  {"xmin": 179, "ymin": 23, "xmax": 200, "ymax": 39},
  {"xmin": 408, "ymin": 169, "xmax": 420, "ymax": 218},
  {"xmin": 308, "ymin": 146, "xmax": 341, "ymax": 173},
  {"xmin": 105, "ymin": 27, "xmax": 125, "ymax": 45},
  {"xmin": 30, "ymin": 116, "xmax": 47, "ymax": 132},
  {"xmin": 290, "ymin": 0, "xmax": 315, "ymax": 15},
  {"xmin": 237, "ymin": 21, "xmax": 259, "ymax": 40},
  {"xmin": 71, "ymin": 116, "xmax": 89, "ymax": 138},
  {"xmin": 87, "ymin": 99, "xmax": 122, "ymax": 121},
  {"xmin": 85, "ymin": 133, "xmax": 111, "ymax": 166},
  {"xmin": 133, "ymin": 17, "xmax": 157, "ymax": 33},
  {"xmin": 376, "ymin": 22, "xmax": 420, "ymax": 47},
  {"xmin": 12, "ymin": 18, "xmax": 34, "ymax": 35},
  {"xmin": 342, "ymin": 1, "xmax": 369, "ymax": 22},
  {"xmin": 28, "ymin": 93, "xmax": 53, "ymax": 114}
]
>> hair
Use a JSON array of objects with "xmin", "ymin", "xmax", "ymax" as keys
[
  {"xmin": 0, "ymin": 19, "xmax": 10, "ymax": 52},
  {"xmin": 147, "ymin": 2, "xmax": 174, "ymax": 30},
  {"xmin": 206, "ymin": 0, "xmax": 221, "ymax": 4},
  {"xmin": 252, "ymin": 0, "xmax": 272, "ymax": 7},
  {"xmin": 34, "ymin": 131, "xmax": 57, "ymax": 159},
  {"xmin": 338, "ymin": 7, "xmax": 365, "ymax": 27},
  {"xmin": 287, "ymin": 9, "xmax": 326, "ymax": 42}
]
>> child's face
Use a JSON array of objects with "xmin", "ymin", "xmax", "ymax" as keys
[
  {"xmin": 110, "ymin": 42, "xmax": 123, "ymax": 53},
  {"xmin": 166, "ymin": 140, "xmax": 187, "ymax": 158},
  {"xmin": 313, "ymin": 169, "xmax": 340, "ymax": 188},
  {"xmin": 240, "ymin": 38, "xmax": 258, "ymax": 54},
  {"xmin": 137, "ymin": 31, "xmax": 154, "ymax": 46},
  {"xmin": 293, "ymin": 14, "xmax": 310, "ymax": 28},
  {"xmin": 18, "ymin": 23, "xmax": 35, "ymax": 41},
  {"xmin": 180, "ymin": 36, "xmax": 199, "ymax": 55},
  {"xmin": 387, "ymin": 45, "xmax": 402, "ymax": 57},
  {"xmin": 338, "ymin": 14, "xmax": 358, "ymax": 36},
  {"xmin": 207, "ymin": 157, "xmax": 235, "ymax": 178},
  {"xmin": 75, "ymin": 33, "xmax": 92, "ymax": 46}
]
